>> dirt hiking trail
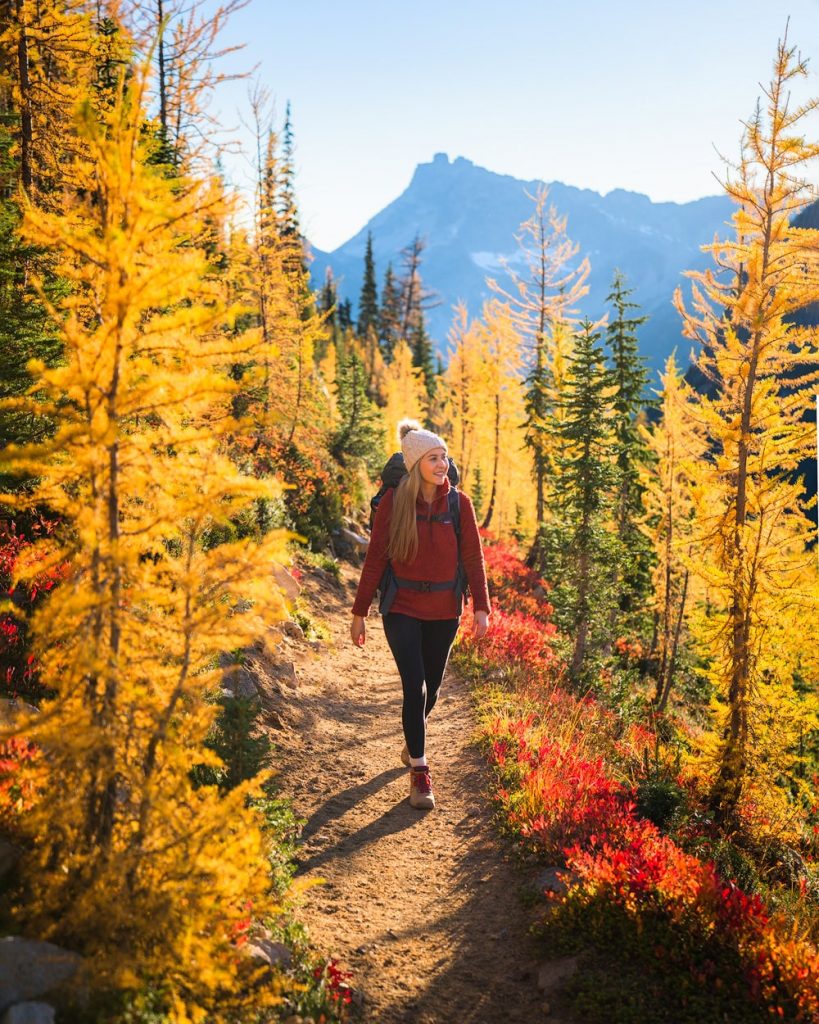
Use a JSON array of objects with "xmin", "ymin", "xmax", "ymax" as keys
[{"xmin": 265, "ymin": 563, "xmax": 585, "ymax": 1024}]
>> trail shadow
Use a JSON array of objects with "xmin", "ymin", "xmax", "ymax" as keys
[
  {"xmin": 274, "ymin": 679, "xmax": 402, "ymax": 736},
  {"xmin": 357, "ymin": 758, "xmax": 568, "ymax": 1024},
  {"xmin": 296, "ymin": 794, "xmax": 424, "ymax": 875},
  {"xmin": 300, "ymin": 767, "xmax": 405, "ymax": 842}
]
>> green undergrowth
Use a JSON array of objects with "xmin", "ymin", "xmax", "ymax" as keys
[{"xmin": 541, "ymin": 899, "xmax": 772, "ymax": 1024}]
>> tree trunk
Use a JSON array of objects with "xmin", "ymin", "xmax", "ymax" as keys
[
  {"xmin": 15, "ymin": 0, "xmax": 32, "ymax": 192},
  {"xmin": 570, "ymin": 543, "xmax": 590, "ymax": 681},
  {"xmin": 657, "ymin": 567, "xmax": 689, "ymax": 712},
  {"xmin": 156, "ymin": 0, "xmax": 168, "ymax": 138},
  {"xmin": 481, "ymin": 392, "xmax": 500, "ymax": 530}
]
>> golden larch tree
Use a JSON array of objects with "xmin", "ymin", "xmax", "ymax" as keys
[
  {"xmin": 487, "ymin": 186, "xmax": 590, "ymax": 531},
  {"xmin": 380, "ymin": 337, "xmax": 428, "ymax": 457},
  {"xmin": 675, "ymin": 36, "xmax": 819, "ymax": 822},
  {"xmin": 441, "ymin": 303, "xmax": 483, "ymax": 484},
  {"xmin": 0, "ymin": 70, "xmax": 290, "ymax": 1016},
  {"xmin": 639, "ymin": 353, "xmax": 707, "ymax": 710}
]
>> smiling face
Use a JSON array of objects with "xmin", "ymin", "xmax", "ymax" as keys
[{"xmin": 417, "ymin": 447, "xmax": 449, "ymax": 489}]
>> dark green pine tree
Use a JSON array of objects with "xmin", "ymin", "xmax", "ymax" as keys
[
  {"xmin": 279, "ymin": 100, "xmax": 300, "ymax": 239},
  {"xmin": 357, "ymin": 231, "xmax": 379, "ymax": 337},
  {"xmin": 606, "ymin": 271, "xmax": 653, "ymax": 621},
  {"xmin": 378, "ymin": 262, "xmax": 401, "ymax": 359},
  {"xmin": 330, "ymin": 352, "xmax": 385, "ymax": 476},
  {"xmin": 318, "ymin": 267, "xmax": 344, "ymax": 349},
  {"xmin": 338, "ymin": 298, "xmax": 354, "ymax": 331},
  {"xmin": 553, "ymin": 319, "xmax": 617, "ymax": 683},
  {"xmin": 319, "ymin": 267, "xmax": 337, "ymax": 316},
  {"xmin": 471, "ymin": 466, "xmax": 485, "ymax": 521},
  {"xmin": 0, "ymin": 74, "xmax": 62, "ymax": 490},
  {"xmin": 411, "ymin": 319, "xmax": 437, "ymax": 398},
  {"xmin": 523, "ymin": 316, "xmax": 555, "ymax": 567},
  {"xmin": 277, "ymin": 100, "xmax": 309, "ymax": 285}
]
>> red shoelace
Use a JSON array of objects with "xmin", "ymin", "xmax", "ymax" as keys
[{"xmin": 411, "ymin": 768, "xmax": 432, "ymax": 794}]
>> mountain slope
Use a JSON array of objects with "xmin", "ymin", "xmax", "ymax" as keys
[{"xmin": 309, "ymin": 153, "xmax": 735, "ymax": 376}]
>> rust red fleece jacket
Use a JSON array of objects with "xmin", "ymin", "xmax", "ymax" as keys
[{"xmin": 352, "ymin": 478, "xmax": 490, "ymax": 620}]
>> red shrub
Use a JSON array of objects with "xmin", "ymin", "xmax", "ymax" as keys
[
  {"xmin": 464, "ymin": 536, "xmax": 819, "ymax": 1020},
  {"xmin": 0, "ymin": 517, "xmax": 68, "ymax": 698},
  {"xmin": 0, "ymin": 736, "xmax": 44, "ymax": 827}
]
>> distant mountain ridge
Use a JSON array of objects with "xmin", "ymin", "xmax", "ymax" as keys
[{"xmin": 308, "ymin": 153, "xmax": 737, "ymax": 376}]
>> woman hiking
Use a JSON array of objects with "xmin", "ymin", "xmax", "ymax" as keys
[{"xmin": 351, "ymin": 420, "xmax": 490, "ymax": 810}]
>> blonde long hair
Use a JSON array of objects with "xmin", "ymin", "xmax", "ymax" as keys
[{"xmin": 387, "ymin": 460, "xmax": 424, "ymax": 564}]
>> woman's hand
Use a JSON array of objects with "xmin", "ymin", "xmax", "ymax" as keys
[
  {"xmin": 351, "ymin": 614, "xmax": 366, "ymax": 647},
  {"xmin": 472, "ymin": 610, "xmax": 489, "ymax": 639}
]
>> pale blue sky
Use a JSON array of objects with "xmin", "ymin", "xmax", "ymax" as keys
[{"xmin": 205, "ymin": 1, "xmax": 819, "ymax": 251}]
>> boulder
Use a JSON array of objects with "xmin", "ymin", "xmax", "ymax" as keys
[
  {"xmin": 222, "ymin": 666, "xmax": 259, "ymax": 701},
  {"xmin": 281, "ymin": 620, "xmax": 304, "ymax": 642},
  {"xmin": 272, "ymin": 562, "xmax": 301, "ymax": 602},
  {"xmin": 530, "ymin": 866, "xmax": 575, "ymax": 899},
  {"xmin": 218, "ymin": 653, "xmax": 259, "ymax": 701},
  {"xmin": 537, "ymin": 955, "xmax": 579, "ymax": 993},
  {"xmin": 0, "ymin": 938, "xmax": 82, "ymax": 1013},
  {"xmin": 1, "ymin": 1003, "xmax": 56, "ymax": 1024},
  {"xmin": 0, "ymin": 701, "xmax": 39, "ymax": 726},
  {"xmin": 333, "ymin": 527, "xmax": 369, "ymax": 559},
  {"xmin": 246, "ymin": 938, "xmax": 292, "ymax": 969},
  {"xmin": 271, "ymin": 661, "xmax": 298, "ymax": 690}
]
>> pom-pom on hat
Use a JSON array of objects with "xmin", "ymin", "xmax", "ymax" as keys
[{"xmin": 398, "ymin": 418, "xmax": 447, "ymax": 473}]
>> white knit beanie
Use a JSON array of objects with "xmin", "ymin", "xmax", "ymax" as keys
[{"xmin": 399, "ymin": 419, "xmax": 447, "ymax": 473}]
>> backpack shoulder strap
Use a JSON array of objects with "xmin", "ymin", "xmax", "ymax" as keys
[{"xmin": 448, "ymin": 488, "xmax": 460, "ymax": 540}]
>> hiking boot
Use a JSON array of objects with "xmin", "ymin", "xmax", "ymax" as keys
[
  {"xmin": 400, "ymin": 743, "xmax": 411, "ymax": 767},
  {"xmin": 409, "ymin": 765, "xmax": 435, "ymax": 810}
]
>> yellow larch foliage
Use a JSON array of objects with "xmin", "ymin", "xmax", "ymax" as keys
[
  {"xmin": 675, "ymin": 36, "xmax": 819, "ymax": 824},
  {"xmin": 639, "ymin": 354, "xmax": 708, "ymax": 710},
  {"xmin": 441, "ymin": 303, "xmax": 483, "ymax": 484},
  {"xmin": 487, "ymin": 186, "xmax": 590, "ymax": 529},
  {"xmin": 443, "ymin": 301, "xmax": 532, "ymax": 538},
  {"xmin": 0, "ymin": 0, "xmax": 96, "ymax": 198},
  {"xmin": 380, "ymin": 338, "xmax": 428, "ymax": 456},
  {"xmin": 353, "ymin": 324, "xmax": 388, "ymax": 399},
  {"xmin": 246, "ymin": 125, "xmax": 329, "ymax": 457},
  {"xmin": 0, "ymin": 72, "xmax": 290, "ymax": 1016}
]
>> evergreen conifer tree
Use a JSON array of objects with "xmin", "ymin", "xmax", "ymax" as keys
[
  {"xmin": 338, "ymin": 297, "xmax": 353, "ymax": 330},
  {"xmin": 551, "ymin": 319, "xmax": 616, "ymax": 682},
  {"xmin": 488, "ymin": 188, "xmax": 589, "ymax": 556},
  {"xmin": 279, "ymin": 100, "xmax": 299, "ymax": 235},
  {"xmin": 357, "ymin": 230, "xmax": 379, "ymax": 337},
  {"xmin": 605, "ymin": 271, "xmax": 653, "ymax": 621},
  {"xmin": 471, "ymin": 465, "xmax": 485, "ymax": 520},
  {"xmin": 330, "ymin": 352, "xmax": 385, "ymax": 476},
  {"xmin": 318, "ymin": 267, "xmax": 343, "ymax": 349},
  {"xmin": 411, "ymin": 319, "xmax": 437, "ymax": 397},
  {"xmin": 379, "ymin": 261, "xmax": 401, "ymax": 358}
]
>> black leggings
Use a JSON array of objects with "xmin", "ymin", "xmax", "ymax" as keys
[{"xmin": 382, "ymin": 613, "xmax": 460, "ymax": 759}]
